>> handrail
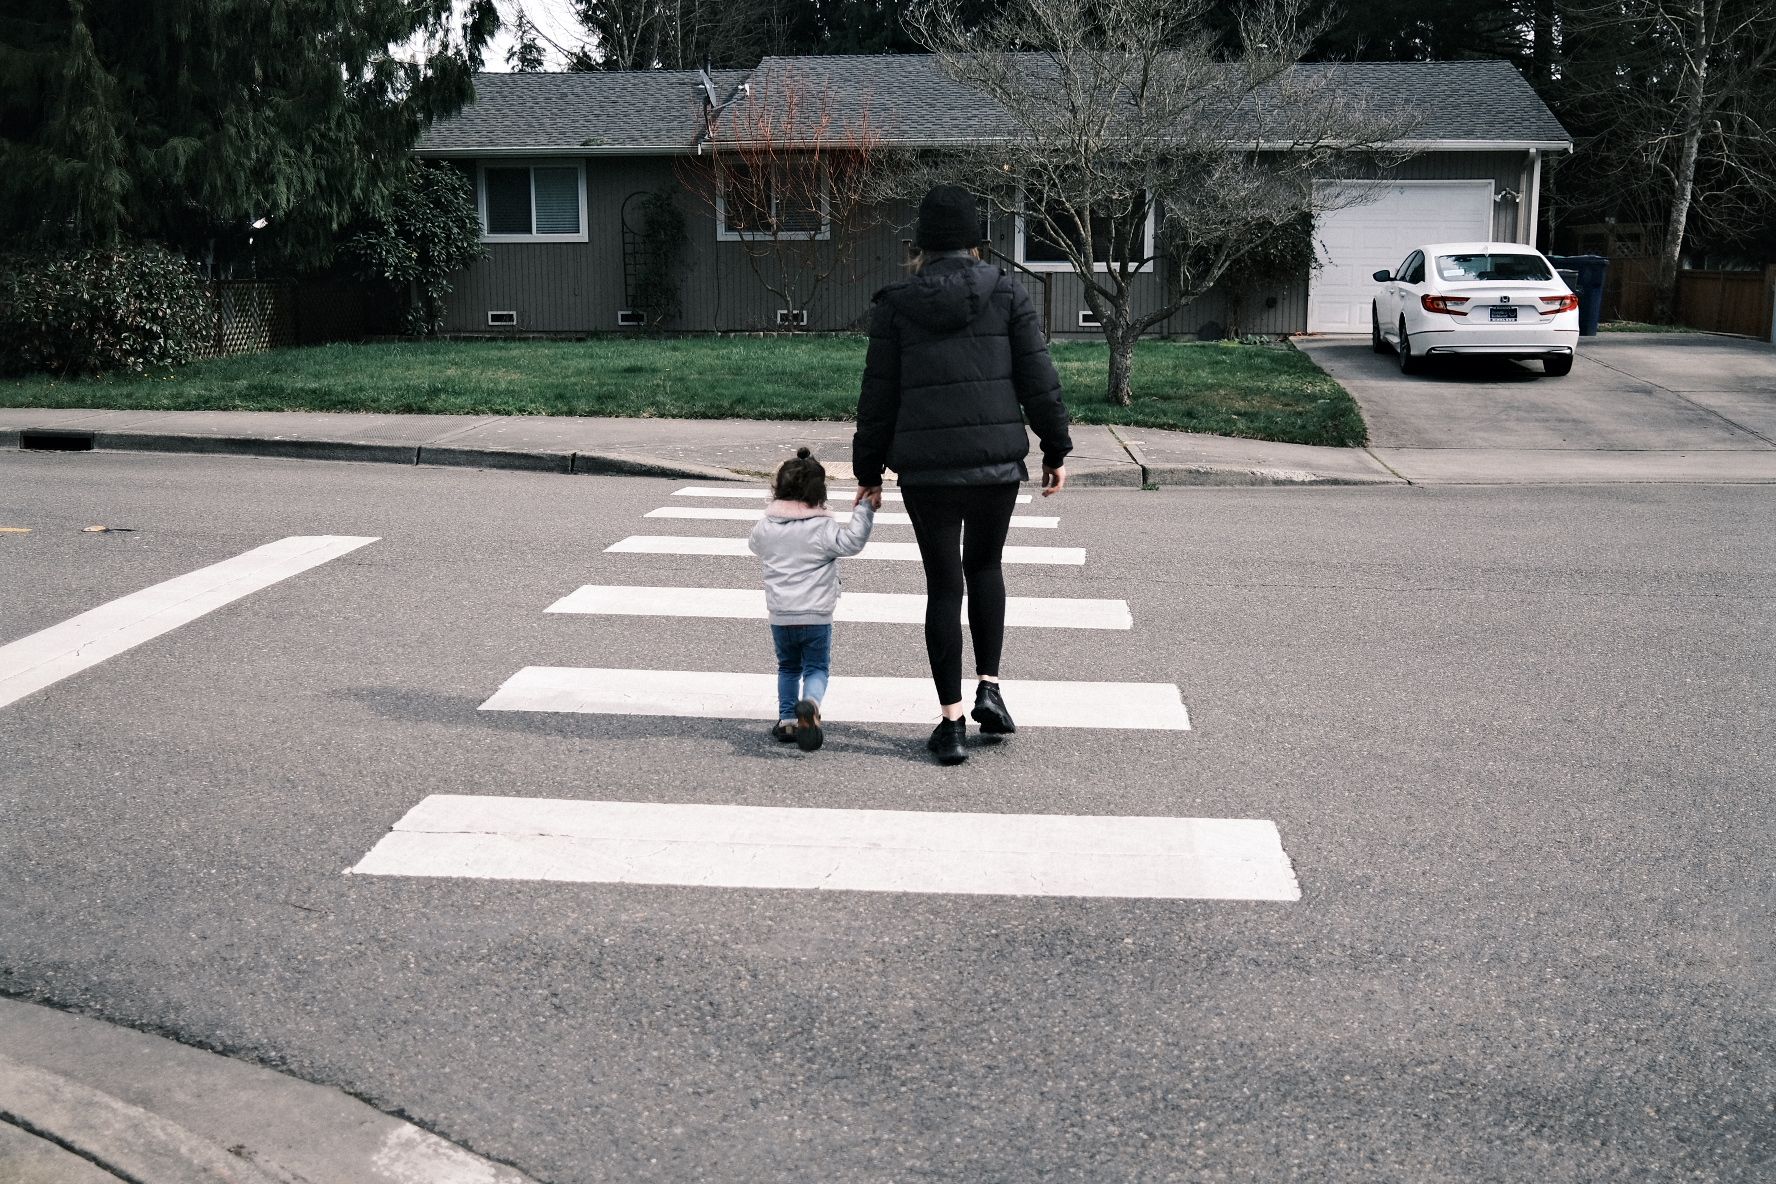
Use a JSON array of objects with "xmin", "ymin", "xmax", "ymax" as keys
[{"xmin": 983, "ymin": 243, "xmax": 1054, "ymax": 341}]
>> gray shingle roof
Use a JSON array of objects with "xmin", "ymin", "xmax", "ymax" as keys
[
  {"xmin": 721, "ymin": 55, "xmax": 1019, "ymax": 145},
  {"xmin": 417, "ymin": 57, "xmax": 1567, "ymax": 154},
  {"xmin": 1295, "ymin": 60, "xmax": 1569, "ymax": 144},
  {"xmin": 416, "ymin": 70, "xmax": 751, "ymax": 151},
  {"xmin": 720, "ymin": 56, "xmax": 1569, "ymax": 148}
]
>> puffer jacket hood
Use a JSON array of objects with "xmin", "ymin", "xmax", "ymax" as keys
[{"xmin": 880, "ymin": 261, "xmax": 1002, "ymax": 332}]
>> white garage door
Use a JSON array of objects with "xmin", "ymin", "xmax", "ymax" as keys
[{"xmin": 1307, "ymin": 181, "xmax": 1494, "ymax": 333}]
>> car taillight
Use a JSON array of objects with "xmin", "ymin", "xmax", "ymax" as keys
[
  {"xmin": 1421, "ymin": 294, "xmax": 1470, "ymax": 316},
  {"xmin": 1539, "ymin": 293, "xmax": 1580, "ymax": 313}
]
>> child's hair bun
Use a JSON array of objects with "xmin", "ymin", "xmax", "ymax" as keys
[{"xmin": 796, "ymin": 446, "xmax": 812, "ymax": 459}]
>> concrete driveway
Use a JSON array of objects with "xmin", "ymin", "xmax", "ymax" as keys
[{"xmin": 1296, "ymin": 331, "xmax": 1776, "ymax": 483}]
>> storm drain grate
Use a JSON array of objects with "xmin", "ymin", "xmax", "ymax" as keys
[{"xmin": 19, "ymin": 430, "xmax": 96, "ymax": 452}]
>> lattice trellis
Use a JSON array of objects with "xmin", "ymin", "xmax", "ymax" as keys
[{"xmin": 206, "ymin": 281, "xmax": 297, "ymax": 356}]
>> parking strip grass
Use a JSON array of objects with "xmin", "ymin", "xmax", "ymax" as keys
[{"xmin": 1, "ymin": 336, "xmax": 1366, "ymax": 447}]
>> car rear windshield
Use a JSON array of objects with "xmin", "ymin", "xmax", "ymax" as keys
[{"xmin": 1435, "ymin": 253, "xmax": 1553, "ymax": 282}]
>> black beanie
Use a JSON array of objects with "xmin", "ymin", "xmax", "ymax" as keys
[{"xmin": 915, "ymin": 185, "xmax": 979, "ymax": 251}]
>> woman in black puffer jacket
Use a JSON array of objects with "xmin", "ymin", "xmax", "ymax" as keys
[{"xmin": 852, "ymin": 184, "xmax": 1073, "ymax": 766}]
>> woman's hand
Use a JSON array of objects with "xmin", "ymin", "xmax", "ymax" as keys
[
  {"xmin": 854, "ymin": 485, "xmax": 884, "ymax": 509},
  {"xmin": 1041, "ymin": 466, "xmax": 1067, "ymax": 497}
]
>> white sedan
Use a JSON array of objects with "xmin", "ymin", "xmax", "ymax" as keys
[{"xmin": 1371, "ymin": 242, "xmax": 1580, "ymax": 376}]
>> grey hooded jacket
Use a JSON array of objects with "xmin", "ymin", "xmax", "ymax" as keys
[{"xmin": 746, "ymin": 499, "xmax": 877, "ymax": 625}]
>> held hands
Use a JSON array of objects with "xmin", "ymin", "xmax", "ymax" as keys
[
  {"xmin": 1041, "ymin": 465, "xmax": 1067, "ymax": 497},
  {"xmin": 854, "ymin": 485, "xmax": 884, "ymax": 510}
]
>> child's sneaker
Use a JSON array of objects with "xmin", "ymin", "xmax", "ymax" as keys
[
  {"xmin": 771, "ymin": 721, "xmax": 798, "ymax": 744},
  {"xmin": 794, "ymin": 698, "xmax": 824, "ymax": 751}
]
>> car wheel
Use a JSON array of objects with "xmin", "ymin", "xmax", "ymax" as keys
[
  {"xmin": 1543, "ymin": 353, "xmax": 1574, "ymax": 377},
  {"xmin": 1371, "ymin": 303, "xmax": 1390, "ymax": 354},
  {"xmin": 1397, "ymin": 319, "xmax": 1422, "ymax": 374}
]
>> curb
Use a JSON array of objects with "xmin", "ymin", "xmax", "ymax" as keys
[
  {"xmin": 1102, "ymin": 424, "xmax": 1398, "ymax": 486},
  {"xmin": 8, "ymin": 426, "xmax": 1393, "ymax": 489},
  {"xmin": 13, "ymin": 428, "xmax": 750, "ymax": 484},
  {"xmin": 1139, "ymin": 463, "xmax": 1401, "ymax": 487},
  {"xmin": 1, "ymin": 1053, "xmax": 281, "ymax": 1184},
  {"xmin": 0, "ymin": 997, "xmax": 542, "ymax": 1184}
]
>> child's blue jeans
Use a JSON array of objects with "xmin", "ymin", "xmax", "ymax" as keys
[{"xmin": 771, "ymin": 624, "xmax": 831, "ymax": 721}]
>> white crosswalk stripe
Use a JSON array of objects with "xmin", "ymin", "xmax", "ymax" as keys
[
  {"xmin": 673, "ymin": 485, "xmax": 1034, "ymax": 505},
  {"xmin": 645, "ymin": 506, "xmax": 1060, "ymax": 529},
  {"xmin": 481, "ymin": 667, "xmax": 1191, "ymax": 730},
  {"xmin": 348, "ymin": 796, "xmax": 1299, "ymax": 901},
  {"xmin": 0, "ymin": 536, "xmax": 378, "ymax": 710},
  {"xmin": 545, "ymin": 585, "xmax": 1133, "ymax": 629},
  {"xmin": 607, "ymin": 535, "xmax": 1086, "ymax": 565}
]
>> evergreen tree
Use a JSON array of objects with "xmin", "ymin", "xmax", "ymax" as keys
[
  {"xmin": 507, "ymin": 5, "xmax": 549, "ymax": 71},
  {"xmin": 0, "ymin": 0, "xmax": 499, "ymax": 268}
]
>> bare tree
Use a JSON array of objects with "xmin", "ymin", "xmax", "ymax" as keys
[
  {"xmin": 903, "ymin": 0, "xmax": 1417, "ymax": 406},
  {"xmin": 681, "ymin": 65, "xmax": 895, "ymax": 328},
  {"xmin": 570, "ymin": 0, "xmax": 662, "ymax": 69},
  {"xmin": 567, "ymin": 0, "xmax": 773, "ymax": 69},
  {"xmin": 1561, "ymin": 0, "xmax": 1776, "ymax": 321}
]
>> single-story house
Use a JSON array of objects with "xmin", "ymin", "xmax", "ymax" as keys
[{"xmin": 414, "ymin": 55, "xmax": 1571, "ymax": 337}]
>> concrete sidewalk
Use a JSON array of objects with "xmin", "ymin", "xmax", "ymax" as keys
[
  {"xmin": 0, "ymin": 407, "xmax": 1403, "ymax": 488},
  {"xmin": 0, "ymin": 995, "xmax": 539, "ymax": 1184}
]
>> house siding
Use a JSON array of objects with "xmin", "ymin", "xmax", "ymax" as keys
[{"xmin": 440, "ymin": 149, "xmax": 1535, "ymax": 339}]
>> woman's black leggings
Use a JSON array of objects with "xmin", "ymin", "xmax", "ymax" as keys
[{"xmin": 900, "ymin": 482, "xmax": 1021, "ymax": 705}]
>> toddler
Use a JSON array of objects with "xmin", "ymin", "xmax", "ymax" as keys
[{"xmin": 746, "ymin": 448, "xmax": 876, "ymax": 751}]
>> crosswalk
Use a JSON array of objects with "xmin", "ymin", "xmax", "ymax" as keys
[
  {"xmin": 482, "ymin": 668, "xmax": 1190, "ymax": 728},
  {"xmin": 545, "ymin": 586, "xmax": 1132, "ymax": 628},
  {"xmin": 512, "ymin": 486, "xmax": 1165, "ymax": 725},
  {"xmin": 348, "ymin": 796, "xmax": 1299, "ymax": 901},
  {"xmin": 672, "ymin": 486, "xmax": 1034, "ymax": 504},
  {"xmin": 646, "ymin": 506, "xmax": 1061, "ymax": 528},
  {"xmin": 605, "ymin": 535, "xmax": 1087, "ymax": 565},
  {"xmin": 0, "ymin": 536, "xmax": 378, "ymax": 710},
  {"xmin": 0, "ymin": 485, "xmax": 1287, "ymax": 901},
  {"xmin": 349, "ymin": 482, "xmax": 1300, "ymax": 901}
]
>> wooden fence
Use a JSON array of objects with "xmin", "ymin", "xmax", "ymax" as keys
[
  {"xmin": 1605, "ymin": 259, "xmax": 1776, "ymax": 339},
  {"xmin": 201, "ymin": 280, "xmax": 396, "ymax": 357}
]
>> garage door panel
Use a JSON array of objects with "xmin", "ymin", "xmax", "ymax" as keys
[{"xmin": 1308, "ymin": 181, "xmax": 1494, "ymax": 333}]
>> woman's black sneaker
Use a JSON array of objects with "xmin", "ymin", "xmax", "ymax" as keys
[
  {"xmin": 971, "ymin": 681, "xmax": 1016, "ymax": 735},
  {"xmin": 771, "ymin": 722, "xmax": 798, "ymax": 744},
  {"xmin": 794, "ymin": 698, "xmax": 824, "ymax": 752},
  {"xmin": 927, "ymin": 717, "xmax": 968, "ymax": 765}
]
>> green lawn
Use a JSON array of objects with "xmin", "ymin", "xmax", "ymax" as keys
[{"xmin": 1, "ymin": 335, "xmax": 1366, "ymax": 446}]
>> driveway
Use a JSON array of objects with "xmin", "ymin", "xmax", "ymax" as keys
[{"xmin": 1296, "ymin": 331, "xmax": 1776, "ymax": 483}]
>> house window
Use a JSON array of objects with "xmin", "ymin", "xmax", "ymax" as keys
[
  {"xmin": 478, "ymin": 161, "xmax": 587, "ymax": 243},
  {"xmin": 1016, "ymin": 193, "xmax": 1154, "ymax": 271},
  {"xmin": 717, "ymin": 162, "xmax": 829, "ymax": 241}
]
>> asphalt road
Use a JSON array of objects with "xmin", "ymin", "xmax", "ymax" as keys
[{"xmin": 2, "ymin": 450, "xmax": 1771, "ymax": 1183}]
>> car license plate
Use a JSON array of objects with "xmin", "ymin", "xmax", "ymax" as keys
[{"xmin": 1490, "ymin": 307, "xmax": 1518, "ymax": 321}]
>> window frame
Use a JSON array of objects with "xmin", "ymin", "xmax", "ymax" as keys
[
  {"xmin": 477, "ymin": 159, "xmax": 589, "ymax": 244},
  {"xmin": 714, "ymin": 162, "xmax": 831, "ymax": 242},
  {"xmin": 1013, "ymin": 189, "xmax": 1156, "ymax": 273}
]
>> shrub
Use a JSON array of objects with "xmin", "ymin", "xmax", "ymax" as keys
[
  {"xmin": 0, "ymin": 243, "xmax": 214, "ymax": 376},
  {"xmin": 345, "ymin": 161, "xmax": 485, "ymax": 336}
]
